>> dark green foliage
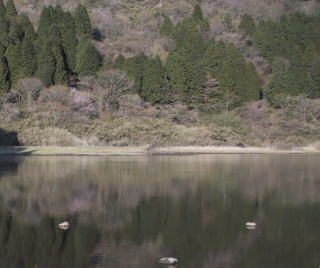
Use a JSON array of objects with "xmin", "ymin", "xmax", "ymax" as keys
[
  {"xmin": 160, "ymin": 15, "xmax": 174, "ymax": 37},
  {"xmin": 36, "ymin": 43, "xmax": 55, "ymax": 87},
  {"xmin": 0, "ymin": 2, "xmax": 98, "ymax": 89},
  {"xmin": 0, "ymin": 0, "xmax": 5, "ymax": 18},
  {"xmin": 121, "ymin": 53, "xmax": 147, "ymax": 92},
  {"xmin": 192, "ymin": 4, "xmax": 204, "ymax": 21},
  {"xmin": 166, "ymin": 17, "xmax": 209, "ymax": 102},
  {"xmin": 8, "ymin": 20, "xmax": 23, "ymax": 44},
  {"xmin": 19, "ymin": 39, "xmax": 36, "ymax": 78},
  {"xmin": 0, "ymin": 52, "xmax": 9, "ymax": 93},
  {"xmin": 37, "ymin": 7, "xmax": 51, "ymax": 41},
  {"xmin": 0, "ymin": 17, "xmax": 9, "ymax": 47},
  {"xmin": 76, "ymin": 40, "xmax": 101, "ymax": 76},
  {"xmin": 205, "ymin": 42, "xmax": 261, "ymax": 103},
  {"xmin": 48, "ymin": 24, "xmax": 62, "ymax": 45},
  {"xmin": 5, "ymin": 43, "xmax": 21, "ymax": 83},
  {"xmin": 216, "ymin": 45, "xmax": 260, "ymax": 103},
  {"xmin": 52, "ymin": 45, "xmax": 68, "ymax": 85},
  {"xmin": 5, "ymin": 0, "xmax": 17, "ymax": 18},
  {"xmin": 74, "ymin": 4, "xmax": 92, "ymax": 39},
  {"xmin": 239, "ymin": 14, "xmax": 255, "ymax": 36},
  {"xmin": 141, "ymin": 56, "xmax": 170, "ymax": 104},
  {"xmin": 166, "ymin": 24, "xmax": 208, "ymax": 102},
  {"xmin": 59, "ymin": 11, "xmax": 77, "ymax": 71},
  {"xmin": 17, "ymin": 14, "xmax": 36, "ymax": 41}
]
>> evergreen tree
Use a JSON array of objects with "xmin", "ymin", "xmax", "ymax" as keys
[
  {"xmin": 0, "ymin": 17, "xmax": 9, "ymax": 47},
  {"xmin": 51, "ymin": 44, "xmax": 68, "ymax": 84},
  {"xmin": 141, "ymin": 56, "xmax": 169, "ymax": 104},
  {"xmin": 5, "ymin": 0, "xmax": 17, "ymax": 18},
  {"xmin": 212, "ymin": 44, "xmax": 261, "ymax": 103},
  {"xmin": 8, "ymin": 20, "xmax": 22, "ymax": 44},
  {"xmin": 167, "ymin": 21, "xmax": 208, "ymax": 102},
  {"xmin": 122, "ymin": 53, "xmax": 146, "ymax": 92},
  {"xmin": 192, "ymin": 4, "xmax": 203, "ymax": 21},
  {"xmin": 160, "ymin": 15, "xmax": 174, "ymax": 37},
  {"xmin": 74, "ymin": 5, "xmax": 92, "ymax": 39},
  {"xmin": 19, "ymin": 38, "xmax": 36, "ymax": 78},
  {"xmin": 0, "ymin": 51, "xmax": 9, "ymax": 94},
  {"xmin": 16, "ymin": 14, "xmax": 36, "ymax": 41},
  {"xmin": 239, "ymin": 14, "xmax": 255, "ymax": 36},
  {"xmin": 37, "ymin": 7, "xmax": 52, "ymax": 41},
  {"xmin": 5, "ymin": 43, "xmax": 21, "ymax": 83},
  {"xmin": 76, "ymin": 40, "xmax": 101, "ymax": 76},
  {"xmin": 59, "ymin": 11, "xmax": 77, "ymax": 71},
  {"xmin": 0, "ymin": 0, "xmax": 5, "ymax": 18},
  {"xmin": 36, "ymin": 43, "xmax": 55, "ymax": 86},
  {"xmin": 244, "ymin": 63, "xmax": 261, "ymax": 101},
  {"xmin": 48, "ymin": 24, "xmax": 62, "ymax": 45}
]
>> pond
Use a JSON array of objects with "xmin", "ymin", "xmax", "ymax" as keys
[{"xmin": 0, "ymin": 155, "xmax": 319, "ymax": 268}]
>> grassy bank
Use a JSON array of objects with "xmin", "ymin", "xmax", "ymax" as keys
[{"xmin": 1, "ymin": 145, "xmax": 320, "ymax": 156}]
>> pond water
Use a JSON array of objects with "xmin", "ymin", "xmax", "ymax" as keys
[{"xmin": 0, "ymin": 155, "xmax": 319, "ymax": 268}]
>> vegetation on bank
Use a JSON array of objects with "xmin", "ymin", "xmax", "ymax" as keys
[{"xmin": 0, "ymin": 0, "xmax": 319, "ymax": 147}]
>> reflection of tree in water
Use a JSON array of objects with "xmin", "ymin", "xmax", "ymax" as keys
[
  {"xmin": 108, "ymin": 187, "xmax": 257, "ymax": 268},
  {"xmin": 0, "ymin": 210, "xmax": 98, "ymax": 268},
  {"xmin": 0, "ymin": 156, "xmax": 319, "ymax": 267}
]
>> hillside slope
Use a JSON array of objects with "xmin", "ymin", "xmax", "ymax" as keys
[{"xmin": 0, "ymin": 0, "xmax": 320, "ymax": 148}]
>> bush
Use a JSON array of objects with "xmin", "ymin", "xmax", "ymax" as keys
[{"xmin": 39, "ymin": 86, "xmax": 70, "ymax": 106}]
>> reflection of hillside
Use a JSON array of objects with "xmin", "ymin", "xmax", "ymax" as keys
[
  {"xmin": 0, "ymin": 155, "xmax": 319, "ymax": 268},
  {"xmin": 0, "ymin": 209, "xmax": 98, "ymax": 268},
  {"xmin": 0, "ymin": 155, "xmax": 319, "ymax": 226}
]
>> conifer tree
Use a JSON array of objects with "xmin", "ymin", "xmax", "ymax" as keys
[
  {"xmin": 8, "ymin": 20, "xmax": 22, "ymax": 44},
  {"xmin": 0, "ymin": 17, "xmax": 9, "ymax": 47},
  {"xmin": 192, "ymin": 4, "xmax": 203, "ymax": 21},
  {"xmin": 52, "ymin": 45, "xmax": 68, "ymax": 84},
  {"xmin": 5, "ymin": 0, "xmax": 17, "ymax": 18},
  {"xmin": 141, "ymin": 56, "xmax": 169, "ymax": 104},
  {"xmin": 239, "ymin": 14, "xmax": 255, "ymax": 36},
  {"xmin": 244, "ymin": 63, "xmax": 261, "ymax": 101},
  {"xmin": 160, "ymin": 15, "xmax": 174, "ymax": 37},
  {"xmin": 17, "ymin": 14, "xmax": 36, "ymax": 41},
  {"xmin": 0, "ymin": 0, "xmax": 5, "ymax": 18},
  {"xmin": 37, "ymin": 7, "xmax": 52, "ymax": 41},
  {"xmin": 5, "ymin": 43, "xmax": 21, "ymax": 83},
  {"xmin": 48, "ymin": 24, "xmax": 62, "ymax": 45},
  {"xmin": 36, "ymin": 43, "xmax": 55, "ymax": 86},
  {"xmin": 122, "ymin": 53, "xmax": 147, "ymax": 91},
  {"xmin": 19, "ymin": 38, "xmax": 36, "ymax": 78},
  {"xmin": 74, "ymin": 5, "xmax": 92, "ymax": 39},
  {"xmin": 166, "ymin": 21, "xmax": 208, "ymax": 102},
  {"xmin": 0, "ymin": 51, "xmax": 9, "ymax": 94},
  {"xmin": 59, "ymin": 11, "xmax": 77, "ymax": 71},
  {"xmin": 76, "ymin": 40, "xmax": 101, "ymax": 76}
]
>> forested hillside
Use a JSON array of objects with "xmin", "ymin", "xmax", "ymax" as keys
[{"xmin": 0, "ymin": 0, "xmax": 320, "ymax": 148}]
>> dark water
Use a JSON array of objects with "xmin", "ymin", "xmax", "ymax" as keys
[{"xmin": 0, "ymin": 155, "xmax": 319, "ymax": 268}]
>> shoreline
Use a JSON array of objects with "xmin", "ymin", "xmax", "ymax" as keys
[{"xmin": 0, "ymin": 146, "xmax": 319, "ymax": 156}]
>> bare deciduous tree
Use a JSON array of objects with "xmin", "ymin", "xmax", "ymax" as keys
[
  {"xmin": 94, "ymin": 70, "xmax": 133, "ymax": 113},
  {"xmin": 15, "ymin": 78, "xmax": 45, "ymax": 109}
]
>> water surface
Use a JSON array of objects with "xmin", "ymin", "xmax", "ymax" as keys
[{"xmin": 0, "ymin": 155, "xmax": 319, "ymax": 268}]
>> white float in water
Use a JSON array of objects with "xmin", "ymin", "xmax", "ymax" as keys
[
  {"xmin": 58, "ymin": 221, "xmax": 70, "ymax": 230},
  {"xmin": 246, "ymin": 222, "xmax": 256, "ymax": 229},
  {"xmin": 159, "ymin": 257, "xmax": 178, "ymax": 265}
]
